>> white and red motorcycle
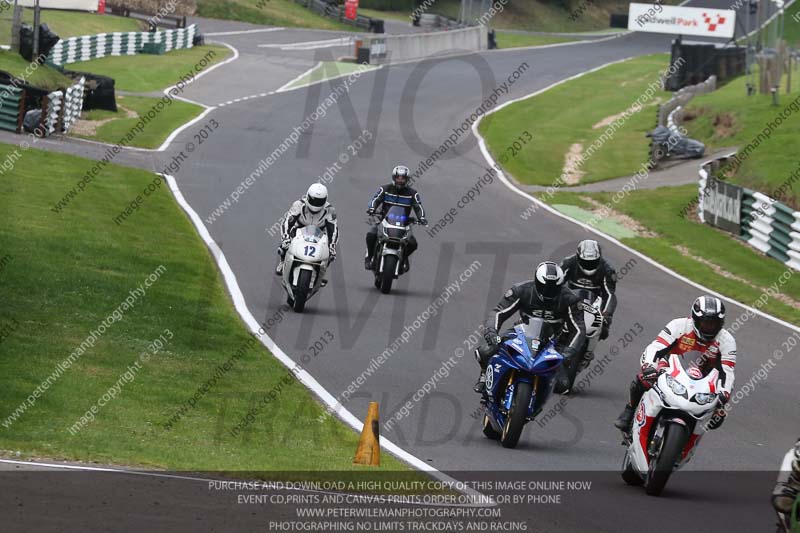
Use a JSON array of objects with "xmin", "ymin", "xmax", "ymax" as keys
[
  {"xmin": 621, "ymin": 353, "xmax": 723, "ymax": 496},
  {"xmin": 280, "ymin": 225, "xmax": 330, "ymax": 313}
]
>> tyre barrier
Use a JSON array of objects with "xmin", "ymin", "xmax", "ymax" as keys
[
  {"xmin": 0, "ymin": 84, "xmax": 25, "ymax": 133},
  {"xmin": 46, "ymin": 25, "xmax": 197, "ymax": 66},
  {"xmin": 698, "ymin": 153, "xmax": 800, "ymax": 271}
]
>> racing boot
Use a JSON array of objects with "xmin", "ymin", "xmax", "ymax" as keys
[
  {"xmin": 614, "ymin": 404, "xmax": 635, "ymax": 432},
  {"xmin": 473, "ymin": 371, "xmax": 486, "ymax": 395}
]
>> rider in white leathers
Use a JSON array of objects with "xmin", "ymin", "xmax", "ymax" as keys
[{"xmin": 275, "ymin": 183, "xmax": 338, "ymax": 285}]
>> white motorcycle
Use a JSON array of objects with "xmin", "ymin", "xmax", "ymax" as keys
[
  {"xmin": 281, "ymin": 225, "xmax": 330, "ymax": 313},
  {"xmin": 553, "ymin": 289, "xmax": 605, "ymax": 394},
  {"xmin": 621, "ymin": 353, "xmax": 723, "ymax": 496}
]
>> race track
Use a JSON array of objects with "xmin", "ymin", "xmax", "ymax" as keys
[{"xmin": 4, "ymin": 2, "xmax": 798, "ymax": 530}]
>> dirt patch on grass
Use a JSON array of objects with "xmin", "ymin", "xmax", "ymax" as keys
[
  {"xmin": 580, "ymin": 195, "xmax": 659, "ymax": 237},
  {"xmin": 562, "ymin": 143, "xmax": 586, "ymax": 185},
  {"xmin": 70, "ymin": 105, "xmax": 138, "ymax": 137},
  {"xmin": 592, "ymin": 97, "xmax": 662, "ymax": 130},
  {"xmin": 712, "ymin": 112, "xmax": 738, "ymax": 138},
  {"xmin": 674, "ymin": 244, "xmax": 800, "ymax": 310},
  {"xmin": 681, "ymin": 105, "xmax": 709, "ymax": 122}
]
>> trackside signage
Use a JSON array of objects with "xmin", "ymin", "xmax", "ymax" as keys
[
  {"xmin": 703, "ymin": 177, "xmax": 742, "ymax": 234},
  {"xmin": 628, "ymin": 3, "xmax": 736, "ymax": 39}
]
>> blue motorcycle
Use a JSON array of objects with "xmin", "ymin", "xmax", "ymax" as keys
[{"xmin": 481, "ymin": 318, "xmax": 565, "ymax": 448}]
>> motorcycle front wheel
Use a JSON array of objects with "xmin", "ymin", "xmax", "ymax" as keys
[
  {"xmin": 500, "ymin": 381, "xmax": 532, "ymax": 449},
  {"xmin": 379, "ymin": 255, "xmax": 398, "ymax": 294},
  {"xmin": 290, "ymin": 270, "xmax": 312, "ymax": 313},
  {"xmin": 645, "ymin": 422, "xmax": 688, "ymax": 496}
]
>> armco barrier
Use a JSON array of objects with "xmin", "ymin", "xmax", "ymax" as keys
[
  {"xmin": 0, "ymin": 84, "xmax": 24, "ymax": 133},
  {"xmin": 362, "ymin": 26, "xmax": 487, "ymax": 65},
  {"xmin": 697, "ymin": 153, "xmax": 800, "ymax": 271},
  {"xmin": 46, "ymin": 25, "xmax": 197, "ymax": 66},
  {"xmin": 657, "ymin": 75, "xmax": 716, "ymax": 127}
]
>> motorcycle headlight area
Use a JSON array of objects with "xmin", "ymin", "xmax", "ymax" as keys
[
  {"xmin": 665, "ymin": 375, "xmax": 688, "ymax": 398},
  {"xmin": 693, "ymin": 392, "xmax": 715, "ymax": 405}
]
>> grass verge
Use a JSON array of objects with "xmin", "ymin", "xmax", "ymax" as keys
[
  {"xmin": 72, "ymin": 95, "xmax": 203, "ymax": 149},
  {"xmin": 0, "ymin": 50, "xmax": 73, "ymax": 91},
  {"xmin": 0, "ymin": 10, "xmax": 143, "ymax": 45},
  {"xmin": 480, "ymin": 54, "xmax": 672, "ymax": 186},
  {"xmin": 683, "ymin": 67, "xmax": 800, "ymax": 209},
  {"xmin": 196, "ymin": 0, "xmax": 364, "ymax": 31},
  {"xmin": 0, "ymin": 142, "xmax": 410, "ymax": 473},
  {"xmin": 71, "ymin": 45, "xmax": 231, "ymax": 93},
  {"xmin": 539, "ymin": 187, "xmax": 800, "ymax": 325}
]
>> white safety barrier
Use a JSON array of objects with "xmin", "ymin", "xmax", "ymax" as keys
[{"xmin": 363, "ymin": 26, "xmax": 487, "ymax": 65}]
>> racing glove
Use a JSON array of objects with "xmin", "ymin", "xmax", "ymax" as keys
[
  {"xmin": 640, "ymin": 364, "xmax": 659, "ymax": 384},
  {"xmin": 484, "ymin": 328, "xmax": 501, "ymax": 347},
  {"xmin": 328, "ymin": 243, "xmax": 337, "ymax": 261},
  {"xmin": 707, "ymin": 409, "xmax": 727, "ymax": 430},
  {"xmin": 717, "ymin": 391, "xmax": 730, "ymax": 406},
  {"xmin": 366, "ymin": 208, "xmax": 375, "ymax": 216},
  {"xmin": 419, "ymin": 217, "xmax": 429, "ymax": 226}
]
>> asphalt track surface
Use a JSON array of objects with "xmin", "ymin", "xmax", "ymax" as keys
[{"xmin": 4, "ymin": 2, "xmax": 798, "ymax": 531}]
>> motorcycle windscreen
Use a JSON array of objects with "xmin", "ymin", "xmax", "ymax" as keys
[
  {"xmin": 384, "ymin": 205, "xmax": 412, "ymax": 226},
  {"xmin": 677, "ymin": 349, "xmax": 714, "ymax": 380},
  {"xmin": 300, "ymin": 226, "xmax": 324, "ymax": 243}
]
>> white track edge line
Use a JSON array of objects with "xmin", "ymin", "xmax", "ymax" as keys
[
  {"xmin": 161, "ymin": 174, "xmax": 488, "ymax": 500},
  {"xmin": 471, "ymin": 59, "xmax": 800, "ymax": 334},
  {"xmin": 206, "ymin": 27, "xmax": 285, "ymax": 36},
  {"xmin": 0, "ymin": 458, "xmax": 492, "ymax": 507}
]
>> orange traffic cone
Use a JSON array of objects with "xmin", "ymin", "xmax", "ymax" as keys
[{"xmin": 353, "ymin": 402, "xmax": 380, "ymax": 466}]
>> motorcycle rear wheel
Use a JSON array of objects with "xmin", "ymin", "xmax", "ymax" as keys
[
  {"xmin": 645, "ymin": 422, "xmax": 688, "ymax": 496},
  {"xmin": 500, "ymin": 381, "xmax": 532, "ymax": 449}
]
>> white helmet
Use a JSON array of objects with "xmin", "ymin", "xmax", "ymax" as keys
[
  {"xmin": 576, "ymin": 239, "xmax": 601, "ymax": 275},
  {"xmin": 534, "ymin": 261, "xmax": 565, "ymax": 304},
  {"xmin": 305, "ymin": 183, "xmax": 328, "ymax": 213}
]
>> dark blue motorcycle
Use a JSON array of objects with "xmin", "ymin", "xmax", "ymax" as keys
[{"xmin": 481, "ymin": 318, "xmax": 564, "ymax": 448}]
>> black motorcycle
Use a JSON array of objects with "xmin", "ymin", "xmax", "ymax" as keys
[{"xmin": 367, "ymin": 205, "xmax": 420, "ymax": 294}]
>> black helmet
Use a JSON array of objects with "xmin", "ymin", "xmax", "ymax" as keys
[
  {"xmin": 691, "ymin": 295, "xmax": 725, "ymax": 343},
  {"xmin": 392, "ymin": 165, "xmax": 410, "ymax": 189},
  {"xmin": 577, "ymin": 239, "xmax": 601, "ymax": 275},
  {"xmin": 534, "ymin": 261, "xmax": 565, "ymax": 304}
]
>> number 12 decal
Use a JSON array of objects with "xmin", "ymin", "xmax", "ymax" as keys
[{"xmin": 304, "ymin": 246, "xmax": 316, "ymax": 257}]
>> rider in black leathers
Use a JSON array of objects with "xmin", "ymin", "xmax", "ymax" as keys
[
  {"xmin": 474, "ymin": 261, "xmax": 587, "ymax": 395},
  {"xmin": 365, "ymin": 165, "xmax": 428, "ymax": 271},
  {"xmin": 560, "ymin": 239, "xmax": 617, "ymax": 340}
]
